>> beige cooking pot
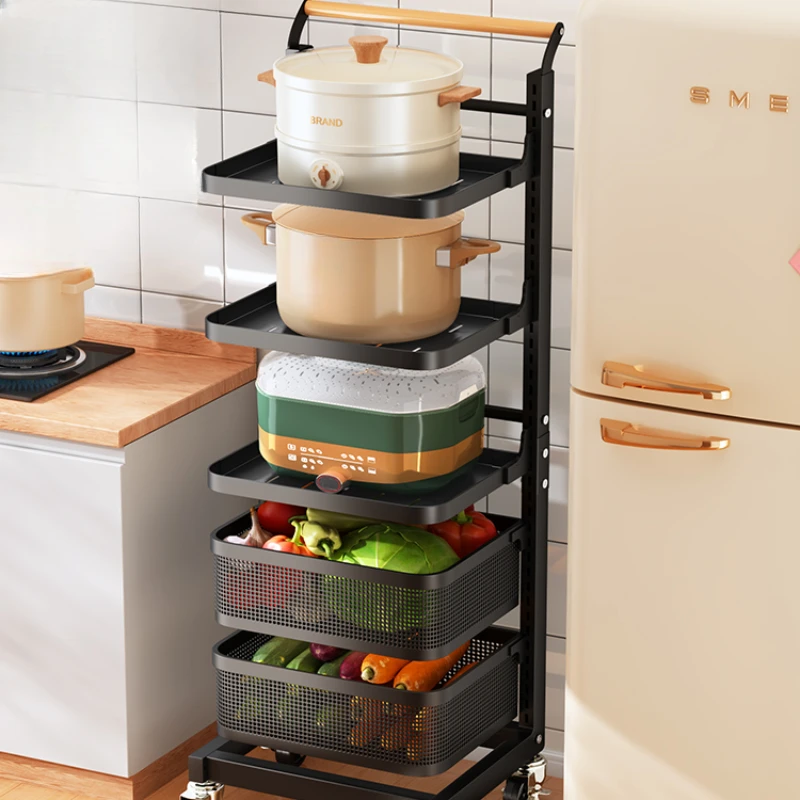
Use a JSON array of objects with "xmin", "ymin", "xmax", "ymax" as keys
[
  {"xmin": 0, "ymin": 265, "xmax": 94, "ymax": 352},
  {"xmin": 242, "ymin": 207, "xmax": 500, "ymax": 343}
]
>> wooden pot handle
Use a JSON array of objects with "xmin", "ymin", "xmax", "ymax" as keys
[
  {"xmin": 257, "ymin": 69, "xmax": 276, "ymax": 86},
  {"xmin": 349, "ymin": 35, "xmax": 388, "ymax": 64},
  {"xmin": 242, "ymin": 212, "xmax": 276, "ymax": 245},
  {"xmin": 438, "ymin": 85, "xmax": 482, "ymax": 107},
  {"xmin": 61, "ymin": 267, "xmax": 95, "ymax": 295},
  {"xmin": 437, "ymin": 238, "xmax": 501, "ymax": 269},
  {"xmin": 305, "ymin": 1, "xmax": 558, "ymax": 39}
]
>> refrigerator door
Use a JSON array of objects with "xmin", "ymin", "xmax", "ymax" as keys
[
  {"xmin": 573, "ymin": 0, "xmax": 800, "ymax": 426},
  {"xmin": 566, "ymin": 389, "xmax": 800, "ymax": 800}
]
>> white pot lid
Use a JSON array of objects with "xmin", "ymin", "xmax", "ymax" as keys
[
  {"xmin": 257, "ymin": 353, "xmax": 485, "ymax": 415},
  {"xmin": 272, "ymin": 204, "xmax": 464, "ymax": 240},
  {"xmin": 275, "ymin": 41, "xmax": 463, "ymax": 96}
]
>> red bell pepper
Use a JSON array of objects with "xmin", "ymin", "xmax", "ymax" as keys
[
  {"xmin": 263, "ymin": 530, "xmax": 319, "ymax": 558},
  {"xmin": 428, "ymin": 509, "xmax": 497, "ymax": 559}
]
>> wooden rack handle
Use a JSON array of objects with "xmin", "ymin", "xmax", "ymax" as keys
[{"xmin": 303, "ymin": 0, "xmax": 557, "ymax": 39}]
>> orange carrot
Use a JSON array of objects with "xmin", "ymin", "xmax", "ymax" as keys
[
  {"xmin": 393, "ymin": 641, "xmax": 471, "ymax": 692},
  {"xmin": 361, "ymin": 655, "xmax": 411, "ymax": 684},
  {"xmin": 380, "ymin": 715, "xmax": 416, "ymax": 751},
  {"xmin": 438, "ymin": 661, "xmax": 478, "ymax": 688},
  {"xmin": 349, "ymin": 698, "xmax": 390, "ymax": 747},
  {"xmin": 406, "ymin": 731, "xmax": 427, "ymax": 762}
]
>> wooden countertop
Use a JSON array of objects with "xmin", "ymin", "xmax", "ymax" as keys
[{"xmin": 0, "ymin": 319, "xmax": 257, "ymax": 448}]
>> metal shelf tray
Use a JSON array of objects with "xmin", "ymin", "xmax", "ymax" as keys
[
  {"xmin": 201, "ymin": 139, "xmax": 530, "ymax": 219},
  {"xmin": 208, "ymin": 442, "xmax": 522, "ymax": 526},
  {"xmin": 205, "ymin": 284, "xmax": 527, "ymax": 370}
]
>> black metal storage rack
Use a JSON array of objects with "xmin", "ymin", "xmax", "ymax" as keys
[{"xmin": 188, "ymin": 5, "xmax": 562, "ymax": 798}]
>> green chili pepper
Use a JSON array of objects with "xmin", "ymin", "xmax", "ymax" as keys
[{"xmin": 291, "ymin": 520, "xmax": 342, "ymax": 558}]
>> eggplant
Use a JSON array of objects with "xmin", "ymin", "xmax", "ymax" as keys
[
  {"xmin": 339, "ymin": 651, "xmax": 368, "ymax": 681},
  {"xmin": 310, "ymin": 643, "xmax": 345, "ymax": 663}
]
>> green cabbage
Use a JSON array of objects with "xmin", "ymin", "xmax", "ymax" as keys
[{"xmin": 325, "ymin": 524, "xmax": 459, "ymax": 633}]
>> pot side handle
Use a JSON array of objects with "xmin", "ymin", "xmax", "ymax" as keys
[
  {"xmin": 241, "ymin": 212, "xmax": 277, "ymax": 246},
  {"xmin": 438, "ymin": 85, "xmax": 482, "ymax": 107},
  {"xmin": 436, "ymin": 238, "xmax": 501, "ymax": 269},
  {"xmin": 61, "ymin": 267, "xmax": 95, "ymax": 295},
  {"xmin": 257, "ymin": 70, "xmax": 276, "ymax": 87}
]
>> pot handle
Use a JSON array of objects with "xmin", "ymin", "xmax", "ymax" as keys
[
  {"xmin": 61, "ymin": 267, "xmax": 95, "ymax": 295},
  {"xmin": 349, "ymin": 35, "xmax": 388, "ymax": 64},
  {"xmin": 436, "ymin": 238, "xmax": 501, "ymax": 269},
  {"xmin": 303, "ymin": 1, "xmax": 558, "ymax": 39},
  {"xmin": 257, "ymin": 70, "xmax": 276, "ymax": 87},
  {"xmin": 438, "ymin": 85, "xmax": 482, "ymax": 107},
  {"xmin": 241, "ymin": 212, "xmax": 277, "ymax": 246}
]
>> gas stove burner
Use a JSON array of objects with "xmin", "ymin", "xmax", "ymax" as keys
[
  {"xmin": 0, "ymin": 349, "xmax": 66, "ymax": 369},
  {"xmin": 0, "ymin": 346, "xmax": 86, "ymax": 378}
]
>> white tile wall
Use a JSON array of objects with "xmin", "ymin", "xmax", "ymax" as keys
[
  {"xmin": 135, "ymin": 5, "xmax": 222, "ymax": 108},
  {"xmin": 3, "ymin": 0, "xmax": 576, "ymax": 761},
  {"xmin": 140, "ymin": 199, "xmax": 224, "ymax": 300}
]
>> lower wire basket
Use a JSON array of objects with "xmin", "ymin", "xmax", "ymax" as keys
[{"xmin": 214, "ymin": 627, "xmax": 521, "ymax": 776}]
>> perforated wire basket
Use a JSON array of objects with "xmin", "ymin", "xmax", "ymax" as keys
[
  {"xmin": 214, "ymin": 627, "xmax": 520, "ymax": 776},
  {"xmin": 212, "ymin": 513, "xmax": 524, "ymax": 659}
]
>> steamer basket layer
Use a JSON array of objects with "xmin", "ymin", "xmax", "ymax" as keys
[{"xmin": 256, "ymin": 353, "xmax": 486, "ymax": 490}]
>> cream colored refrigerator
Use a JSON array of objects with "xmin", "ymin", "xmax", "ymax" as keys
[{"xmin": 567, "ymin": 0, "xmax": 800, "ymax": 797}]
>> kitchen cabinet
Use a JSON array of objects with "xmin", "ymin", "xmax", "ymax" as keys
[{"xmin": 0, "ymin": 385, "xmax": 255, "ymax": 777}]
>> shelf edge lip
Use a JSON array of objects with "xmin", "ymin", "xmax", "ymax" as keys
[
  {"xmin": 213, "ymin": 626, "xmax": 520, "ymax": 706},
  {"xmin": 199, "ymin": 142, "xmax": 528, "ymax": 219},
  {"xmin": 210, "ymin": 513, "xmax": 524, "ymax": 588},
  {"xmin": 204, "ymin": 290, "xmax": 525, "ymax": 371},
  {"xmin": 214, "ymin": 595, "xmax": 519, "ymax": 662}
]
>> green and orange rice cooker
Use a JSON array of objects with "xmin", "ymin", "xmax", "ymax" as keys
[{"xmin": 256, "ymin": 353, "xmax": 485, "ymax": 493}]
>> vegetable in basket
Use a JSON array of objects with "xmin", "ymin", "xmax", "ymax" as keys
[
  {"xmin": 287, "ymin": 647, "xmax": 323, "ymax": 673},
  {"xmin": 317, "ymin": 650, "xmax": 352, "ymax": 677},
  {"xmin": 252, "ymin": 637, "xmax": 308, "ymax": 667},
  {"xmin": 257, "ymin": 500, "xmax": 305, "ymax": 537},
  {"xmin": 291, "ymin": 519, "xmax": 342, "ymax": 558},
  {"xmin": 361, "ymin": 655, "xmax": 410, "ymax": 685},
  {"xmin": 325, "ymin": 523, "xmax": 459, "ymax": 633},
  {"xmin": 306, "ymin": 508, "xmax": 379, "ymax": 532},
  {"xmin": 263, "ymin": 525, "xmax": 319, "ymax": 557},
  {"xmin": 394, "ymin": 641, "xmax": 471, "ymax": 691},
  {"xmin": 339, "ymin": 651, "xmax": 368, "ymax": 681},
  {"xmin": 224, "ymin": 506, "xmax": 272, "ymax": 547},
  {"xmin": 427, "ymin": 509, "xmax": 497, "ymax": 559},
  {"xmin": 310, "ymin": 643, "xmax": 345, "ymax": 662}
]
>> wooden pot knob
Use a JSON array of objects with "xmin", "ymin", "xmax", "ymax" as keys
[{"xmin": 349, "ymin": 35, "xmax": 388, "ymax": 64}]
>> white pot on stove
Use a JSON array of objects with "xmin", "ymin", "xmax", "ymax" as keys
[{"xmin": 0, "ymin": 263, "xmax": 95, "ymax": 352}]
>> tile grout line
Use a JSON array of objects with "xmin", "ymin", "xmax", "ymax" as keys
[{"xmin": 219, "ymin": 3, "xmax": 227, "ymax": 306}]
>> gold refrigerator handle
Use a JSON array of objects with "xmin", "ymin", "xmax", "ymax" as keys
[
  {"xmin": 602, "ymin": 362, "xmax": 731, "ymax": 401},
  {"xmin": 600, "ymin": 419, "xmax": 730, "ymax": 451}
]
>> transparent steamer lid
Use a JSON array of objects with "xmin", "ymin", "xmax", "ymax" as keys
[{"xmin": 257, "ymin": 353, "xmax": 486, "ymax": 415}]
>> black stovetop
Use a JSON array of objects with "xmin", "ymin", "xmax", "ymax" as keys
[{"xmin": 0, "ymin": 341, "xmax": 134, "ymax": 402}]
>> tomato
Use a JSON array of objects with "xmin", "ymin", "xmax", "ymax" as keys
[{"xmin": 257, "ymin": 501, "xmax": 305, "ymax": 537}]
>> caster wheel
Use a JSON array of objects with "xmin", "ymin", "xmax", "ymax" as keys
[
  {"xmin": 503, "ymin": 775, "xmax": 528, "ymax": 800},
  {"xmin": 181, "ymin": 781, "xmax": 225, "ymax": 800},
  {"xmin": 274, "ymin": 749, "xmax": 306, "ymax": 766}
]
